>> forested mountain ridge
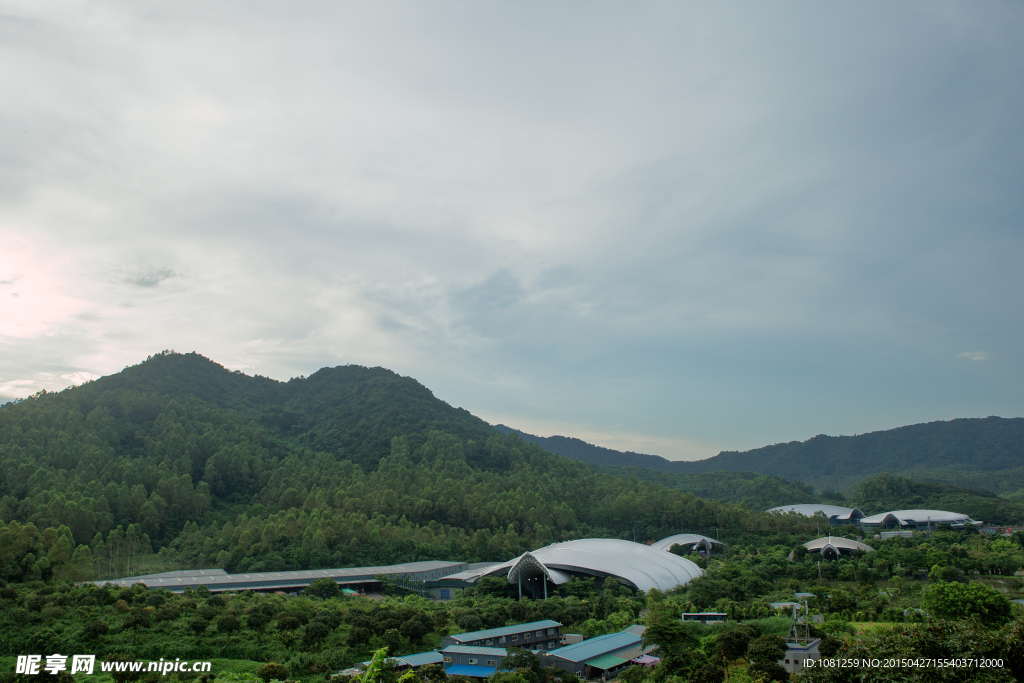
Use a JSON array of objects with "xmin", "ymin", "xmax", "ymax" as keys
[
  {"xmin": 0, "ymin": 351, "xmax": 821, "ymax": 584},
  {"xmin": 499, "ymin": 417, "xmax": 1024, "ymax": 494}
]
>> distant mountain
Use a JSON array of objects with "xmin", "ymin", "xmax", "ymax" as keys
[
  {"xmin": 497, "ymin": 418, "xmax": 1024, "ymax": 494},
  {"xmin": 493, "ymin": 425, "xmax": 681, "ymax": 471}
]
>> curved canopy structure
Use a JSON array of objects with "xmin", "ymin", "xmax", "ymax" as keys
[
  {"xmin": 859, "ymin": 509, "xmax": 981, "ymax": 529},
  {"xmin": 480, "ymin": 539, "xmax": 704, "ymax": 593},
  {"xmin": 649, "ymin": 534, "xmax": 726, "ymax": 553},
  {"xmin": 767, "ymin": 504, "xmax": 864, "ymax": 526},
  {"xmin": 802, "ymin": 536, "xmax": 874, "ymax": 561}
]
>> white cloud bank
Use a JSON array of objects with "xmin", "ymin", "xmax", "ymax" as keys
[{"xmin": 1, "ymin": 2, "xmax": 1022, "ymax": 458}]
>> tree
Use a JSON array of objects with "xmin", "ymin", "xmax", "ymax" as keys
[
  {"xmin": 503, "ymin": 648, "xmax": 541, "ymax": 673},
  {"xmin": 247, "ymin": 611, "xmax": 271, "ymax": 632},
  {"xmin": 256, "ymin": 664, "xmax": 290, "ymax": 682},
  {"xmin": 187, "ymin": 617, "xmax": 208, "ymax": 637},
  {"xmin": 401, "ymin": 617, "xmax": 429, "ymax": 644},
  {"xmin": 382, "ymin": 628, "xmax": 402, "ymax": 655},
  {"xmin": 746, "ymin": 635, "xmax": 786, "ymax": 664},
  {"xmin": 84, "ymin": 620, "xmax": 109, "ymax": 640},
  {"xmin": 303, "ymin": 621, "xmax": 330, "ymax": 647},
  {"xmin": 921, "ymin": 581, "xmax": 1012, "ymax": 624},
  {"xmin": 715, "ymin": 629, "xmax": 753, "ymax": 661},
  {"xmin": 304, "ymin": 578, "xmax": 340, "ymax": 599},
  {"xmin": 217, "ymin": 614, "xmax": 241, "ymax": 633}
]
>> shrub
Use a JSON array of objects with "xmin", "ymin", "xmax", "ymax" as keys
[
  {"xmin": 217, "ymin": 614, "xmax": 241, "ymax": 633},
  {"xmin": 84, "ymin": 620, "xmax": 109, "ymax": 639},
  {"xmin": 303, "ymin": 621, "xmax": 330, "ymax": 647},
  {"xmin": 278, "ymin": 614, "xmax": 302, "ymax": 631},
  {"xmin": 921, "ymin": 581, "xmax": 1012, "ymax": 624},
  {"xmin": 256, "ymin": 664, "xmax": 290, "ymax": 682}
]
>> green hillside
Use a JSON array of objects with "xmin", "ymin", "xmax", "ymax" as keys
[
  {"xmin": 501, "ymin": 418, "xmax": 1024, "ymax": 495},
  {"xmin": 0, "ymin": 351, "xmax": 820, "ymax": 584}
]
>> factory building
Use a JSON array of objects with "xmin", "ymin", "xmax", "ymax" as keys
[
  {"xmin": 94, "ymin": 561, "xmax": 468, "ymax": 594},
  {"xmin": 542, "ymin": 626, "xmax": 652, "ymax": 679},
  {"xmin": 440, "ymin": 620, "xmax": 562, "ymax": 651}
]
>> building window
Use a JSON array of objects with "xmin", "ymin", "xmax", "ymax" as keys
[
  {"xmin": 512, "ymin": 635, "xmax": 518, "ymax": 642},
  {"xmin": 536, "ymin": 631, "xmax": 543, "ymax": 637},
  {"xmin": 468, "ymin": 659, "xmax": 477, "ymax": 665},
  {"xmin": 443, "ymin": 658, "xmax": 451, "ymax": 663},
  {"xmin": 487, "ymin": 661, "xmax": 495, "ymax": 667},
  {"xmin": 785, "ymin": 660, "xmax": 789, "ymax": 664},
  {"xmin": 486, "ymin": 639, "xmax": 493, "ymax": 645},
  {"xmin": 499, "ymin": 636, "xmax": 506, "ymax": 643},
  {"xmin": 547, "ymin": 629, "xmax": 555, "ymax": 635},
  {"xmin": 795, "ymin": 660, "xmax": 801, "ymax": 666}
]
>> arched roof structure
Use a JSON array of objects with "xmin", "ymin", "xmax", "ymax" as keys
[
  {"xmin": 803, "ymin": 536, "xmax": 874, "ymax": 561},
  {"xmin": 481, "ymin": 539, "xmax": 704, "ymax": 593},
  {"xmin": 859, "ymin": 509, "xmax": 981, "ymax": 529},
  {"xmin": 649, "ymin": 534, "xmax": 726, "ymax": 552},
  {"xmin": 767, "ymin": 504, "xmax": 865, "ymax": 525}
]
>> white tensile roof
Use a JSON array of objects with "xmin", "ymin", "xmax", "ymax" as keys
[
  {"xmin": 649, "ymin": 534, "xmax": 726, "ymax": 551},
  {"xmin": 482, "ymin": 538, "xmax": 704, "ymax": 592},
  {"xmin": 803, "ymin": 536, "xmax": 875, "ymax": 552},
  {"xmin": 859, "ymin": 509, "xmax": 979, "ymax": 526},
  {"xmin": 766, "ymin": 504, "xmax": 862, "ymax": 519}
]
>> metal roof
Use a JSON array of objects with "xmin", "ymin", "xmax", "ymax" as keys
[
  {"xmin": 444, "ymin": 665, "xmax": 496, "ymax": 678},
  {"xmin": 649, "ymin": 534, "xmax": 726, "ymax": 551},
  {"xmin": 803, "ymin": 536, "xmax": 874, "ymax": 552},
  {"xmin": 397, "ymin": 652, "xmax": 444, "ymax": 667},
  {"xmin": 859, "ymin": 509, "xmax": 980, "ymax": 526},
  {"xmin": 766, "ymin": 504, "xmax": 864, "ymax": 520},
  {"xmin": 480, "ymin": 539, "xmax": 704, "ymax": 593},
  {"xmin": 95, "ymin": 560, "xmax": 468, "ymax": 591},
  {"xmin": 447, "ymin": 620, "xmax": 561, "ymax": 643},
  {"xmin": 585, "ymin": 655, "xmax": 628, "ymax": 670},
  {"xmin": 441, "ymin": 646, "xmax": 511, "ymax": 656},
  {"xmin": 547, "ymin": 631, "xmax": 643, "ymax": 663}
]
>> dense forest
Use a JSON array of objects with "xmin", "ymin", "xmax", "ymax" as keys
[
  {"xmin": 3, "ymin": 352, "xmax": 1024, "ymax": 683},
  {"xmin": 500, "ymin": 417, "xmax": 1024, "ymax": 495},
  {"xmin": 1, "ymin": 528, "xmax": 1023, "ymax": 683},
  {"xmin": 0, "ymin": 352, "xmax": 828, "ymax": 584}
]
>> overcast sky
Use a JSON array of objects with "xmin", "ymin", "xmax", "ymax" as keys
[{"xmin": 2, "ymin": 2, "xmax": 1022, "ymax": 459}]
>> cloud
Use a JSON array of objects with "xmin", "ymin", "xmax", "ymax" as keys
[
  {"xmin": 0, "ymin": 379, "xmax": 38, "ymax": 402},
  {"xmin": 121, "ymin": 266, "xmax": 177, "ymax": 288},
  {"xmin": 958, "ymin": 351, "xmax": 992, "ymax": 362},
  {"xmin": 61, "ymin": 371, "xmax": 100, "ymax": 385},
  {"xmin": 0, "ymin": 3, "xmax": 1022, "ymax": 456}
]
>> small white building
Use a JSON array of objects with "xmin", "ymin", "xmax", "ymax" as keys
[{"xmin": 779, "ymin": 638, "xmax": 821, "ymax": 674}]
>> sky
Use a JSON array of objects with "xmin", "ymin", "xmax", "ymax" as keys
[{"xmin": 2, "ymin": 1, "xmax": 1023, "ymax": 460}]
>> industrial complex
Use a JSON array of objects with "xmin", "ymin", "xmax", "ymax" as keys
[
  {"xmin": 767, "ymin": 504, "xmax": 982, "ymax": 530},
  {"xmin": 95, "ymin": 535, "xmax": 708, "ymax": 598}
]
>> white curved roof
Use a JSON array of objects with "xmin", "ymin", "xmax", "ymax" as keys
[
  {"xmin": 859, "ymin": 509, "xmax": 978, "ymax": 526},
  {"xmin": 803, "ymin": 536, "xmax": 874, "ymax": 552},
  {"xmin": 767, "ymin": 504, "xmax": 862, "ymax": 520},
  {"xmin": 649, "ymin": 534, "xmax": 726, "ymax": 551},
  {"xmin": 485, "ymin": 538, "xmax": 704, "ymax": 592}
]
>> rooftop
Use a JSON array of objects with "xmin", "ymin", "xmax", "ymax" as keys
[
  {"xmin": 441, "ymin": 646, "xmax": 513, "ymax": 656},
  {"xmin": 547, "ymin": 631, "xmax": 643, "ymax": 663},
  {"xmin": 447, "ymin": 620, "xmax": 560, "ymax": 643}
]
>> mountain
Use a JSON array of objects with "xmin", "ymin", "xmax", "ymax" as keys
[
  {"xmin": 498, "ymin": 418, "xmax": 1024, "ymax": 495},
  {"xmin": 493, "ymin": 425, "xmax": 681, "ymax": 471},
  {"xmin": 1, "ymin": 351, "xmax": 808, "ymax": 585}
]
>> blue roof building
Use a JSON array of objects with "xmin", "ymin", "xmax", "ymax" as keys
[
  {"xmin": 441, "ymin": 620, "xmax": 561, "ymax": 651},
  {"xmin": 543, "ymin": 629, "xmax": 651, "ymax": 678}
]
